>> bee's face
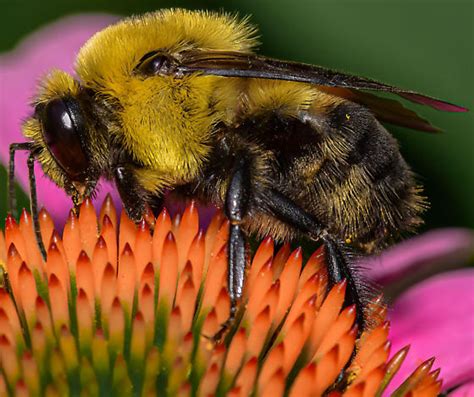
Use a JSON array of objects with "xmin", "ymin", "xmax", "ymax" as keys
[{"xmin": 23, "ymin": 70, "xmax": 103, "ymax": 204}]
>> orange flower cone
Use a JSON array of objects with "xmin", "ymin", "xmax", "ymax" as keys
[{"xmin": 0, "ymin": 196, "xmax": 442, "ymax": 396}]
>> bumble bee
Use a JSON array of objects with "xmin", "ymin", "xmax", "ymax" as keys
[{"xmin": 9, "ymin": 9, "xmax": 467, "ymax": 332}]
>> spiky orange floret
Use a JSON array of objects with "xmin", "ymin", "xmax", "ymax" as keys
[{"xmin": 0, "ymin": 196, "xmax": 442, "ymax": 396}]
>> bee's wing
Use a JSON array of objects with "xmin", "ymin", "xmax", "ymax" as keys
[{"xmin": 178, "ymin": 50, "xmax": 467, "ymax": 131}]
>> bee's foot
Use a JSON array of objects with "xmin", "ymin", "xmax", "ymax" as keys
[
  {"xmin": 205, "ymin": 304, "xmax": 239, "ymax": 344},
  {"xmin": 210, "ymin": 321, "xmax": 232, "ymax": 344}
]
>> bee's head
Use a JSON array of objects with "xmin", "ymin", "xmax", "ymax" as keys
[{"xmin": 23, "ymin": 70, "xmax": 100, "ymax": 204}]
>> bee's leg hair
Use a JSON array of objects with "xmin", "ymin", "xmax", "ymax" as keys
[
  {"xmin": 213, "ymin": 156, "xmax": 251, "ymax": 342},
  {"xmin": 263, "ymin": 188, "xmax": 366, "ymax": 330}
]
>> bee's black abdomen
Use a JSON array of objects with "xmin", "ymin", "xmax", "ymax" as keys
[
  {"xmin": 323, "ymin": 102, "xmax": 425, "ymax": 249},
  {"xmin": 346, "ymin": 127, "xmax": 370, "ymax": 166},
  {"xmin": 193, "ymin": 98, "xmax": 425, "ymax": 252},
  {"xmin": 336, "ymin": 102, "xmax": 401, "ymax": 178},
  {"xmin": 250, "ymin": 99, "xmax": 425, "ymax": 250}
]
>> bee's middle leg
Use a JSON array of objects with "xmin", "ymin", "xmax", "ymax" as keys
[{"xmin": 213, "ymin": 156, "xmax": 251, "ymax": 341}]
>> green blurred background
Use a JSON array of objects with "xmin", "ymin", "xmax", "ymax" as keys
[{"xmin": 1, "ymin": 0, "xmax": 473, "ymax": 231}]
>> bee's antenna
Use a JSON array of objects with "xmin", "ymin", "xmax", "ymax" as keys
[
  {"xmin": 26, "ymin": 152, "xmax": 47, "ymax": 261},
  {"xmin": 8, "ymin": 142, "xmax": 34, "ymax": 219}
]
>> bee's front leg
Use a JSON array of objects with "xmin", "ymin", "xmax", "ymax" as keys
[
  {"xmin": 213, "ymin": 155, "xmax": 251, "ymax": 342},
  {"xmin": 113, "ymin": 165, "xmax": 147, "ymax": 223},
  {"xmin": 8, "ymin": 143, "xmax": 47, "ymax": 261}
]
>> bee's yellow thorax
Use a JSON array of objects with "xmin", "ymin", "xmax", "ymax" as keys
[
  {"xmin": 116, "ymin": 74, "xmax": 226, "ymax": 182},
  {"xmin": 73, "ymin": 9, "xmax": 257, "ymax": 186}
]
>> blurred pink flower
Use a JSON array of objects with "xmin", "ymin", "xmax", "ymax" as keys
[
  {"xmin": 364, "ymin": 229, "xmax": 474, "ymax": 396},
  {"xmin": 0, "ymin": 14, "xmax": 120, "ymax": 226},
  {"xmin": 365, "ymin": 228, "xmax": 474, "ymax": 287},
  {"xmin": 389, "ymin": 269, "xmax": 474, "ymax": 396}
]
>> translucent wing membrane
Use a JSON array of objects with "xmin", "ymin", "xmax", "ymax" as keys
[{"xmin": 174, "ymin": 50, "xmax": 467, "ymax": 131}]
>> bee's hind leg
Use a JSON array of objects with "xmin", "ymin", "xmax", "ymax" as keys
[
  {"xmin": 322, "ymin": 235, "xmax": 366, "ymax": 329},
  {"xmin": 262, "ymin": 189, "xmax": 367, "ymax": 330}
]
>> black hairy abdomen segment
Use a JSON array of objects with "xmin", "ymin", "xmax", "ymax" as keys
[{"xmin": 245, "ymin": 104, "xmax": 424, "ymax": 250}]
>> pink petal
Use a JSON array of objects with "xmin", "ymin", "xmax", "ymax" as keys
[
  {"xmin": 363, "ymin": 229, "xmax": 474, "ymax": 285},
  {"xmin": 0, "ymin": 14, "xmax": 120, "ymax": 226},
  {"xmin": 452, "ymin": 382, "xmax": 474, "ymax": 397},
  {"xmin": 387, "ymin": 269, "xmax": 474, "ymax": 394}
]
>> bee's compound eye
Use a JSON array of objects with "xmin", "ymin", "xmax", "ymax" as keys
[
  {"xmin": 137, "ymin": 52, "xmax": 173, "ymax": 75},
  {"xmin": 42, "ymin": 98, "xmax": 89, "ymax": 179},
  {"xmin": 149, "ymin": 55, "xmax": 171, "ymax": 73}
]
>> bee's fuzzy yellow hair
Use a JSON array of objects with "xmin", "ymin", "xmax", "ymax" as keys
[
  {"xmin": 76, "ymin": 9, "xmax": 258, "ymax": 93},
  {"xmin": 71, "ymin": 9, "xmax": 259, "ymax": 186}
]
